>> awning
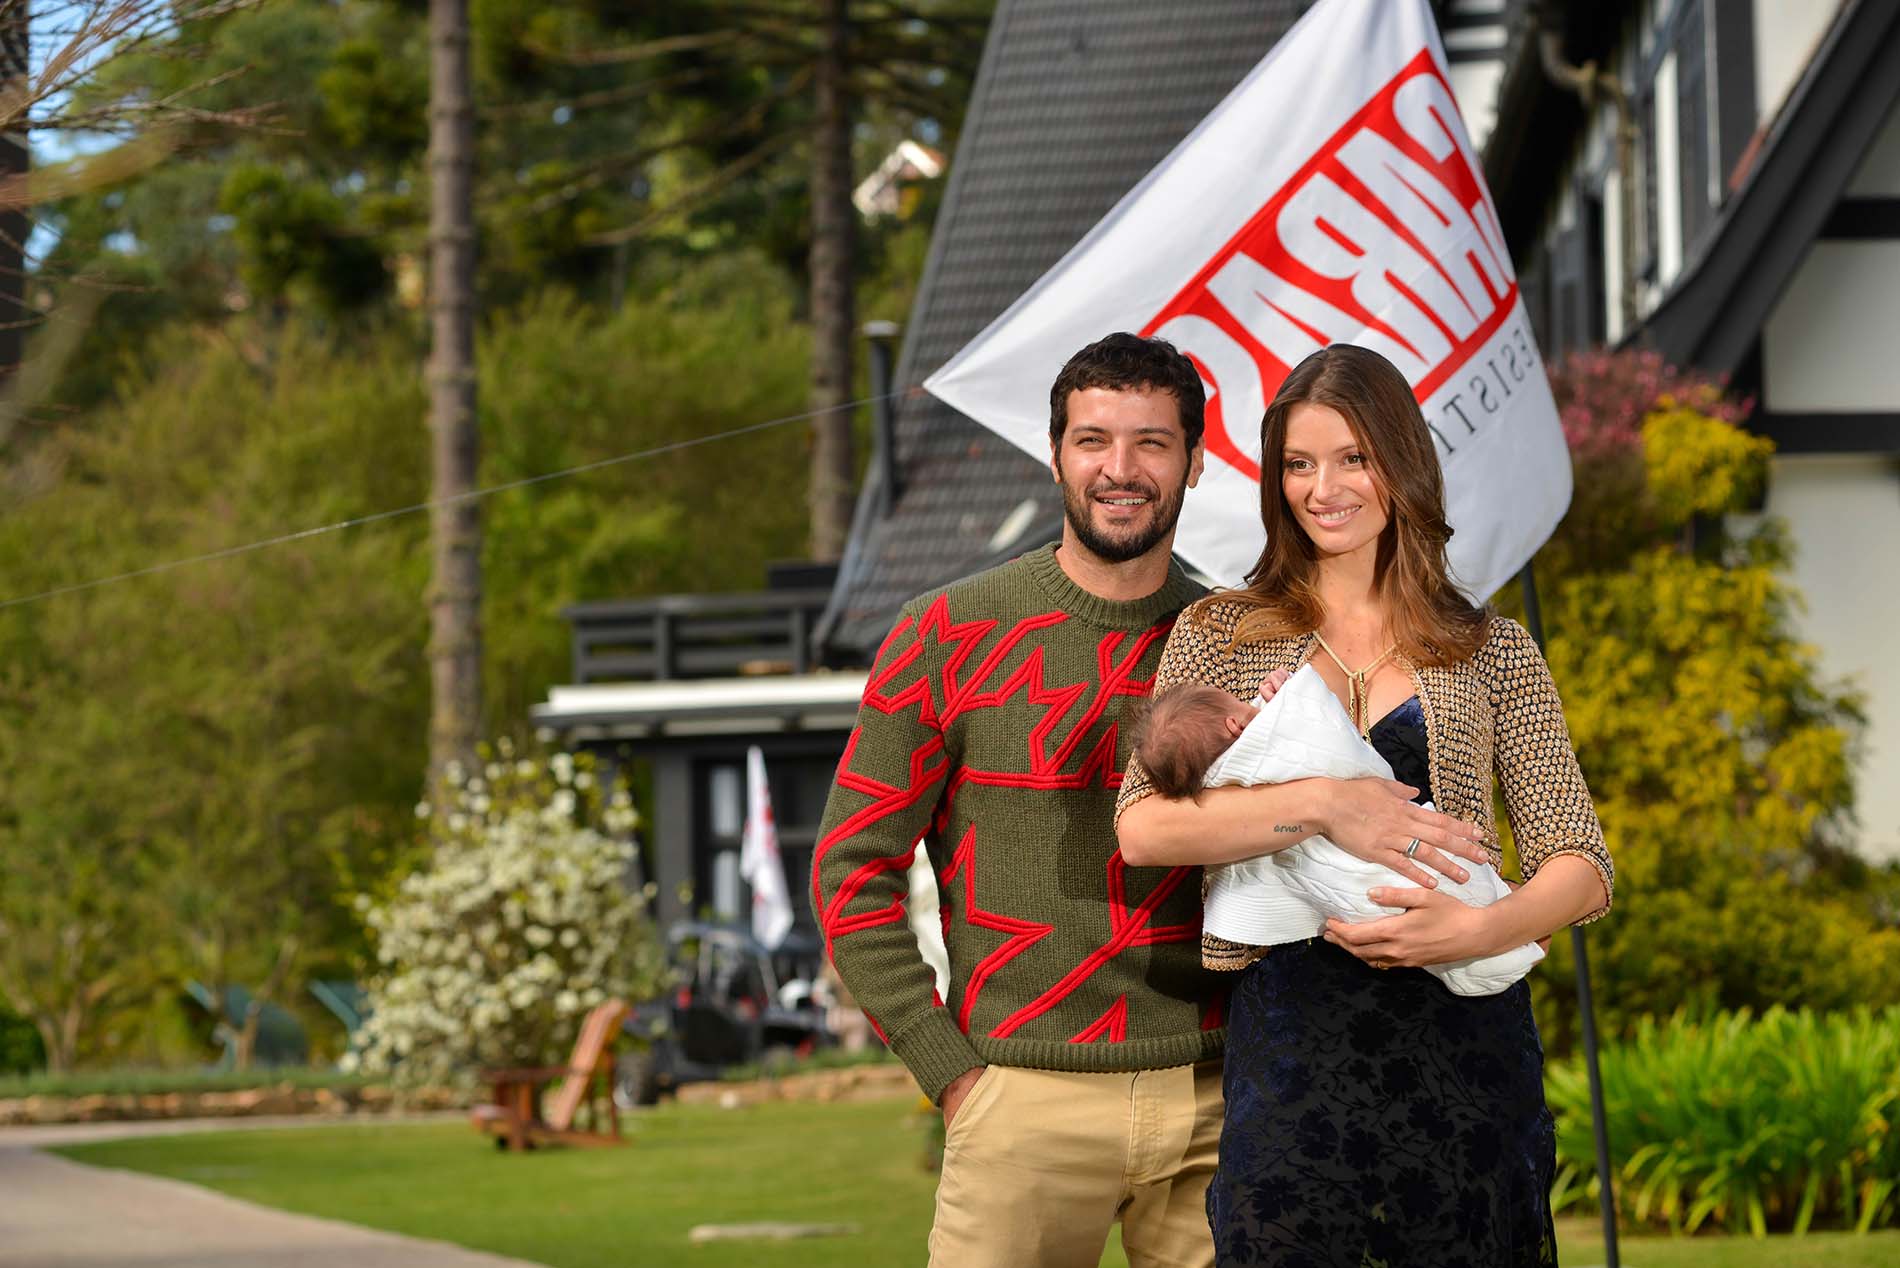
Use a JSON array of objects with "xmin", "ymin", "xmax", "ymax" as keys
[{"xmin": 532, "ymin": 672, "xmax": 870, "ymax": 740}]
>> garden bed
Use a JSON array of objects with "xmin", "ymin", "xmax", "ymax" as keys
[
  {"xmin": 0, "ymin": 1059, "xmax": 917, "ymax": 1127},
  {"xmin": 678, "ymin": 1059, "xmax": 918, "ymax": 1107},
  {"xmin": 0, "ymin": 1082, "xmax": 464, "ymax": 1127}
]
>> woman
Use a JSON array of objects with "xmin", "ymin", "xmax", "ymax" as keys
[{"xmin": 1117, "ymin": 344, "xmax": 1612, "ymax": 1267}]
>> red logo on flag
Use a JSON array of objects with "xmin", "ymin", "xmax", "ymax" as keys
[{"xmin": 1143, "ymin": 51, "xmax": 1517, "ymax": 481}]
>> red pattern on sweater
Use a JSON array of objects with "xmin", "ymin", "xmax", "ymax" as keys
[
  {"xmin": 940, "ymin": 824, "xmax": 1054, "ymax": 1034},
  {"xmin": 816, "ymin": 593, "xmax": 1203, "ymax": 1042},
  {"xmin": 1071, "ymin": 995, "xmax": 1129, "ymax": 1044}
]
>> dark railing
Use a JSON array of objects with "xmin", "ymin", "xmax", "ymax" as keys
[{"xmin": 563, "ymin": 588, "xmax": 834, "ymax": 683}]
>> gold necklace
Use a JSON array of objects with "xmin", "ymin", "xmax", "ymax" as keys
[{"xmin": 1311, "ymin": 630, "xmax": 1397, "ymax": 736}]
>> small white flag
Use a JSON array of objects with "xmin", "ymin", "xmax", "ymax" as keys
[
  {"xmin": 740, "ymin": 746, "xmax": 795, "ymax": 950},
  {"xmin": 925, "ymin": 0, "xmax": 1570, "ymax": 601}
]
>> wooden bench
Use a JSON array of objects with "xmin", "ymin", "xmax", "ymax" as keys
[{"xmin": 470, "ymin": 998, "xmax": 631, "ymax": 1150}]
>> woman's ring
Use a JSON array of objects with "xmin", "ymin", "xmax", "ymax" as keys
[{"xmin": 1404, "ymin": 837, "xmax": 1422, "ymax": 858}]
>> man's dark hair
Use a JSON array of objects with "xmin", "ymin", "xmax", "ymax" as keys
[
  {"xmin": 1048, "ymin": 333, "xmax": 1206, "ymax": 451},
  {"xmin": 1130, "ymin": 682, "xmax": 1244, "ymax": 800}
]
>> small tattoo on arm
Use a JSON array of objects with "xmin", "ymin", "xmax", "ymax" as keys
[{"xmin": 1273, "ymin": 823, "xmax": 1305, "ymax": 834}]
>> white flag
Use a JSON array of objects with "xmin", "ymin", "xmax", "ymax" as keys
[
  {"xmin": 739, "ymin": 746, "xmax": 795, "ymax": 950},
  {"xmin": 925, "ymin": 0, "xmax": 1570, "ymax": 600}
]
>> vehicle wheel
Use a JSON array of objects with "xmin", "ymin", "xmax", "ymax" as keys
[{"xmin": 614, "ymin": 1047, "xmax": 661, "ymax": 1108}]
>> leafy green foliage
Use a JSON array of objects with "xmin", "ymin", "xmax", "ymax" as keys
[
  {"xmin": 316, "ymin": 30, "xmax": 430, "ymax": 163},
  {"xmin": 0, "ymin": 999, "xmax": 47, "ymax": 1075},
  {"xmin": 219, "ymin": 166, "xmax": 390, "ymax": 315},
  {"xmin": 32, "ymin": 0, "xmax": 985, "ymax": 377},
  {"xmin": 1547, "ymin": 1008, "xmax": 1900, "ymax": 1234},
  {"xmin": 0, "ymin": 261, "xmax": 809, "ymax": 1069},
  {"xmin": 1519, "ymin": 352, "xmax": 1895, "ymax": 1053},
  {"xmin": 0, "ymin": 321, "xmax": 435, "ymax": 1070},
  {"xmin": 0, "ymin": 0, "xmax": 966, "ymax": 1073},
  {"xmin": 472, "ymin": 266, "xmax": 811, "ymax": 723}
]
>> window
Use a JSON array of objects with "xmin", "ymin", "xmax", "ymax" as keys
[
  {"xmin": 1711, "ymin": 0, "xmax": 1757, "ymax": 194},
  {"xmin": 1639, "ymin": 75, "xmax": 1659, "ymax": 283},
  {"xmin": 1676, "ymin": 0, "xmax": 1713, "ymax": 252},
  {"xmin": 1583, "ymin": 190, "xmax": 1608, "ymax": 346}
]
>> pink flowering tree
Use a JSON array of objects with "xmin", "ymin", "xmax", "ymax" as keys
[{"xmin": 1536, "ymin": 348, "xmax": 1755, "ymax": 579}]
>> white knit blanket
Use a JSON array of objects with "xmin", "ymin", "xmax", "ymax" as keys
[{"xmin": 1200, "ymin": 665, "xmax": 1543, "ymax": 996}]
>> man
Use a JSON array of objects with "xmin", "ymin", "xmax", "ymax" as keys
[{"xmin": 811, "ymin": 333, "xmax": 1223, "ymax": 1267}]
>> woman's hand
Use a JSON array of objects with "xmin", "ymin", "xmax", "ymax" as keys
[
  {"xmin": 1321, "ymin": 778, "xmax": 1490, "ymax": 888},
  {"xmin": 1321, "ymin": 888, "xmax": 1492, "ymax": 968},
  {"xmin": 1330, "ymin": 857, "xmax": 1606, "ymax": 967}
]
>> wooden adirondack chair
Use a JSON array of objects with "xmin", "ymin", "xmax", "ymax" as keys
[{"xmin": 470, "ymin": 998, "xmax": 631, "ymax": 1151}]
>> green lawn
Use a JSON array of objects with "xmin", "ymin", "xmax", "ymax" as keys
[
  {"xmin": 1550, "ymin": 1218, "xmax": 1900, "ymax": 1268},
  {"xmin": 59, "ymin": 1100, "xmax": 939, "ymax": 1268},
  {"xmin": 53, "ymin": 1098, "xmax": 1900, "ymax": 1268}
]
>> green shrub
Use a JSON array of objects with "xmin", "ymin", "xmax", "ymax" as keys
[
  {"xmin": 0, "ymin": 1002, "xmax": 43, "ymax": 1075},
  {"xmin": 0, "ymin": 1065, "xmax": 370, "ymax": 1100},
  {"xmin": 1521, "ymin": 351, "xmax": 1893, "ymax": 1054},
  {"xmin": 349, "ymin": 743, "xmax": 666, "ymax": 1087},
  {"xmin": 1546, "ymin": 1007, "xmax": 1900, "ymax": 1235}
]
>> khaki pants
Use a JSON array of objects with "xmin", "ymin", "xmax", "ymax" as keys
[{"xmin": 928, "ymin": 1062, "xmax": 1223, "ymax": 1268}]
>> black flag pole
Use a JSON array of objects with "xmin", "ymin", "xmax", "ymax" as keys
[{"xmin": 1517, "ymin": 558, "xmax": 1619, "ymax": 1267}]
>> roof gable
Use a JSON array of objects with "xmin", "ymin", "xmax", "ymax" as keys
[
  {"xmin": 1641, "ymin": 0, "xmax": 1900, "ymax": 374},
  {"xmin": 818, "ymin": 0, "xmax": 1314, "ymax": 660}
]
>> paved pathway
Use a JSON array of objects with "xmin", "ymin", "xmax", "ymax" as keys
[{"xmin": 0, "ymin": 1117, "xmax": 543, "ymax": 1268}]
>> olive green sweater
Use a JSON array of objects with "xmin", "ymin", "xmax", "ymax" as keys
[{"xmin": 811, "ymin": 544, "xmax": 1223, "ymax": 1103}]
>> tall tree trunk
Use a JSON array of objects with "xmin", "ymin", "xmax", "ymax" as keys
[
  {"xmin": 427, "ymin": 0, "xmax": 482, "ymax": 784},
  {"xmin": 806, "ymin": 0, "xmax": 857, "ymax": 562},
  {"xmin": 0, "ymin": 2, "xmax": 28, "ymax": 381},
  {"xmin": 43, "ymin": 1007, "xmax": 77, "ymax": 1075}
]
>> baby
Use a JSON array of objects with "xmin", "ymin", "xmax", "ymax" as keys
[{"xmin": 1132, "ymin": 665, "xmax": 1543, "ymax": 996}]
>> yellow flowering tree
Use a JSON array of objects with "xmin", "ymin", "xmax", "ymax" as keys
[{"xmin": 1519, "ymin": 352, "xmax": 1900, "ymax": 1051}]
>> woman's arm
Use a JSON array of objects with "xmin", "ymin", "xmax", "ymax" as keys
[
  {"xmin": 1117, "ymin": 775, "xmax": 1491, "ymax": 887},
  {"xmin": 1324, "ymin": 618, "xmax": 1613, "ymax": 968},
  {"xmin": 1485, "ymin": 618, "xmax": 1614, "ymax": 920},
  {"xmin": 1117, "ymin": 778, "xmax": 1327, "ymax": 866}
]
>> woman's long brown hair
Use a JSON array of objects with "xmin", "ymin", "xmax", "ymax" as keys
[{"xmin": 1218, "ymin": 344, "xmax": 1488, "ymax": 666}]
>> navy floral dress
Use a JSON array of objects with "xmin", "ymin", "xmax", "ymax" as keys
[{"xmin": 1207, "ymin": 697, "xmax": 1559, "ymax": 1267}]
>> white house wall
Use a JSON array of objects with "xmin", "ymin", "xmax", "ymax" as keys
[
  {"xmin": 1762, "ymin": 242, "xmax": 1900, "ymax": 414},
  {"xmin": 1742, "ymin": 31, "xmax": 1900, "ymax": 865},
  {"xmin": 1752, "ymin": 0, "xmax": 1848, "ymax": 130},
  {"xmin": 1744, "ymin": 456, "xmax": 1900, "ymax": 862}
]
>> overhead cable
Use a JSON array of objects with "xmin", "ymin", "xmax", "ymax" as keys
[{"xmin": 0, "ymin": 388, "xmax": 908, "ymax": 612}]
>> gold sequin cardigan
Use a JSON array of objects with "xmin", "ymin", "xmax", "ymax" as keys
[{"xmin": 1114, "ymin": 597, "xmax": 1614, "ymax": 971}]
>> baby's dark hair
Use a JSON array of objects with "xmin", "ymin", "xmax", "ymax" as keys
[{"xmin": 1131, "ymin": 682, "xmax": 1247, "ymax": 800}]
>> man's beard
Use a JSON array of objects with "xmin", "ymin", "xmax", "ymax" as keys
[{"xmin": 1058, "ymin": 469, "xmax": 1189, "ymax": 564}]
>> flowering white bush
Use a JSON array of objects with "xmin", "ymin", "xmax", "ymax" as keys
[{"xmin": 347, "ymin": 740, "xmax": 663, "ymax": 1086}]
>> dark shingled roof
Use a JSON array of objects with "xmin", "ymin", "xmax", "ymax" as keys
[{"xmin": 818, "ymin": 0, "xmax": 1317, "ymax": 662}]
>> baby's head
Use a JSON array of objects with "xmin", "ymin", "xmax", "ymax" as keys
[{"xmin": 1132, "ymin": 682, "xmax": 1258, "ymax": 799}]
